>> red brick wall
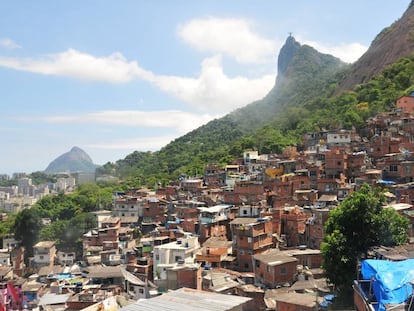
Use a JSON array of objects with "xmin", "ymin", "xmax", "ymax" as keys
[
  {"xmin": 255, "ymin": 260, "xmax": 298, "ymax": 287},
  {"xmin": 176, "ymin": 268, "xmax": 200, "ymax": 289}
]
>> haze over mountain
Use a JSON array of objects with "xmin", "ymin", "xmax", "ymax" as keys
[
  {"xmin": 227, "ymin": 35, "xmax": 345, "ymax": 131},
  {"xmin": 95, "ymin": 1, "xmax": 414, "ymax": 185},
  {"xmin": 45, "ymin": 147, "xmax": 97, "ymax": 174},
  {"xmin": 95, "ymin": 36, "xmax": 351, "ymax": 180}
]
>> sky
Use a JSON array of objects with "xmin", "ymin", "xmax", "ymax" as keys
[{"xmin": 0, "ymin": 1, "xmax": 411, "ymax": 175}]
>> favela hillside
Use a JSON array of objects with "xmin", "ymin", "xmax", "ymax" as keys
[{"xmin": 2, "ymin": 2, "xmax": 414, "ymax": 311}]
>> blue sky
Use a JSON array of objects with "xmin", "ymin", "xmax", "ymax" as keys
[{"xmin": 0, "ymin": 1, "xmax": 410, "ymax": 175}]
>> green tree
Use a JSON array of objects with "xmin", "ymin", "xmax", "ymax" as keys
[
  {"xmin": 14, "ymin": 208, "xmax": 42, "ymax": 260},
  {"xmin": 375, "ymin": 207, "xmax": 409, "ymax": 246},
  {"xmin": 39, "ymin": 213, "xmax": 96, "ymax": 255},
  {"xmin": 321, "ymin": 184, "xmax": 409, "ymax": 292},
  {"xmin": 29, "ymin": 171, "xmax": 57, "ymax": 185},
  {"xmin": 0, "ymin": 214, "xmax": 16, "ymax": 240}
]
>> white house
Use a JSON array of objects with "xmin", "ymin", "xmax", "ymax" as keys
[
  {"xmin": 56, "ymin": 250, "xmax": 76, "ymax": 266},
  {"xmin": 198, "ymin": 204, "xmax": 232, "ymax": 224},
  {"xmin": 33, "ymin": 241, "xmax": 56, "ymax": 267},
  {"xmin": 153, "ymin": 235, "xmax": 200, "ymax": 280},
  {"xmin": 112, "ymin": 196, "xmax": 143, "ymax": 218}
]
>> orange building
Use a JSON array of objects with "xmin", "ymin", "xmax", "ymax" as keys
[
  {"xmin": 230, "ymin": 217, "xmax": 274, "ymax": 272},
  {"xmin": 396, "ymin": 94, "xmax": 414, "ymax": 113}
]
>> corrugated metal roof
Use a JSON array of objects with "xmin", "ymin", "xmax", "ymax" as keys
[
  {"xmin": 120, "ymin": 268, "xmax": 146, "ymax": 286},
  {"xmin": 86, "ymin": 265, "xmax": 123, "ymax": 278},
  {"xmin": 38, "ymin": 293, "xmax": 71, "ymax": 306},
  {"xmin": 120, "ymin": 287, "xmax": 251, "ymax": 311}
]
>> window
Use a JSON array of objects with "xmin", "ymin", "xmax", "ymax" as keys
[
  {"xmin": 139, "ymin": 288, "xmax": 144, "ymax": 294},
  {"xmin": 243, "ymin": 210, "xmax": 248, "ymax": 215},
  {"xmin": 247, "ymin": 237, "xmax": 252, "ymax": 243},
  {"xmin": 390, "ymin": 165, "xmax": 398, "ymax": 172},
  {"xmin": 155, "ymin": 255, "xmax": 159, "ymax": 261},
  {"xmin": 239, "ymin": 250, "xmax": 244, "ymax": 255},
  {"xmin": 255, "ymin": 260, "xmax": 260, "ymax": 268},
  {"xmin": 266, "ymin": 265, "xmax": 271, "ymax": 273},
  {"xmin": 280, "ymin": 267, "xmax": 287, "ymax": 275}
]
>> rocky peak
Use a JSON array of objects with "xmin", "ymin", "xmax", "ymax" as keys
[
  {"xmin": 337, "ymin": 2, "xmax": 414, "ymax": 92},
  {"xmin": 44, "ymin": 146, "xmax": 96, "ymax": 173},
  {"xmin": 277, "ymin": 35, "xmax": 301, "ymax": 78}
]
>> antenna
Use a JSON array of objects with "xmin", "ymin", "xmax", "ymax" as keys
[{"xmin": 288, "ymin": 32, "xmax": 293, "ymax": 37}]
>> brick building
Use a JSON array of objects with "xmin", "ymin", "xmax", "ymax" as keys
[
  {"xmin": 253, "ymin": 248, "xmax": 298, "ymax": 288},
  {"xmin": 230, "ymin": 217, "xmax": 274, "ymax": 272}
]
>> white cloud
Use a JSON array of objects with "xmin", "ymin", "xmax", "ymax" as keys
[
  {"xmin": 0, "ymin": 49, "xmax": 275, "ymax": 114},
  {"xmin": 178, "ymin": 17, "xmax": 276, "ymax": 64},
  {"xmin": 0, "ymin": 38, "xmax": 21, "ymax": 49},
  {"xmin": 14, "ymin": 109, "xmax": 219, "ymax": 134},
  {"xmin": 0, "ymin": 49, "xmax": 154, "ymax": 83},
  {"xmin": 299, "ymin": 37, "xmax": 368, "ymax": 63},
  {"xmin": 154, "ymin": 55, "xmax": 275, "ymax": 112}
]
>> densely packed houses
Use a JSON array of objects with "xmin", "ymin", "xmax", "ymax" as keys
[{"xmin": 2, "ymin": 94, "xmax": 414, "ymax": 310}]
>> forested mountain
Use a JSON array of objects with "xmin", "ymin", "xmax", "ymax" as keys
[{"xmin": 96, "ymin": 2, "xmax": 414, "ymax": 187}]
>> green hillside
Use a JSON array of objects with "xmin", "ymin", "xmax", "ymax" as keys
[{"xmin": 96, "ymin": 4, "xmax": 414, "ymax": 188}]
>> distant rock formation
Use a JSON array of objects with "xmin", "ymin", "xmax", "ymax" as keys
[
  {"xmin": 337, "ymin": 1, "xmax": 414, "ymax": 92},
  {"xmin": 277, "ymin": 34, "xmax": 301, "ymax": 79},
  {"xmin": 44, "ymin": 146, "xmax": 97, "ymax": 174}
]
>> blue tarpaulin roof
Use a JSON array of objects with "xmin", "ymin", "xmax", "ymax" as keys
[
  {"xmin": 376, "ymin": 180, "xmax": 396, "ymax": 185},
  {"xmin": 361, "ymin": 259, "xmax": 414, "ymax": 311}
]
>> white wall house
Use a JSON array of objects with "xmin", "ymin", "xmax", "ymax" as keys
[
  {"xmin": 153, "ymin": 235, "xmax": 200, "ymax": 280},
  {"xmin": 112, "ymin": 197, "xmax": 143, "ymax": 218},
  {"xmin": 33, "ymin": 241, "xmax": 56, "ymax": 267},
  {"xmin": 198, "ymin": 204, "xmax": 232, "ymax": 224},
  {"xmin": 56, "ymin": 250, "xmax": 76, "ymax": 266},
  {"xmin": 327, "ymin": 131, "xmax": 351, "ymax": 145}
]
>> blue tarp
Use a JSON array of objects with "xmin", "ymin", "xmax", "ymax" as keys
[
  {"xmin": 376, "ymin": 180, "xmax": 396, "ymax": 185},
  {"xmin": 361, "ymin": 259, "xmax": 414, "ymax": 310}
]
